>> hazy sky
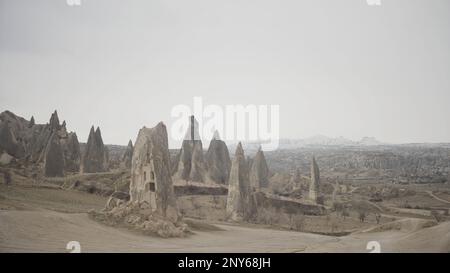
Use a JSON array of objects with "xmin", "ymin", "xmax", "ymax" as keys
[{"xmin": 1, "ymin": 0, "xmax": 449, "ymax": 147}]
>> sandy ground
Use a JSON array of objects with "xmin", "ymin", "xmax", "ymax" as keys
[
  {"xmin": 1, "ymin": 180, "xmax": 449, "ymax": 253},
  {"xmin": 1, "ymin": 209, "xmax": 449, "ymax": 253}
]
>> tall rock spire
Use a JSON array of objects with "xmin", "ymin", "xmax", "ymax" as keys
[
  {"xmin": 226, "ymin": 143, "xmax": 255, "ymax": 221},
  {"xmin": 205, "ymin": 130, "xmax": 231, "ymax": 184},
  {"xmin": 309, "ymin": 156, "xmax": 320, "ymax": 203},
  {"xmin": 29, "ymin": 116, "xmax": 35, "ymax": 128},
  {"xmin": 81, "ymin": 125, "xmax": 108, "ymax": 173},
  {"xmin": 173, "ymin": 115, "xmax": 206, "ymax": 182},
  {"xmin": 249, "ymin": 146, "xmax": 269, "ymax": 189},
  {"xmin": 49, "ymin": 110, "xmax": 60, "ymax": 130}
]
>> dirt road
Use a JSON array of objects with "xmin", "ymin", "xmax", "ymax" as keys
[
  {"xmin": 426, "ymin": 191, "xmax": 450, "ymax": 204},
  {"xmin": 1, "ymin": 209, "xmax": 449, "ymax": 253}
]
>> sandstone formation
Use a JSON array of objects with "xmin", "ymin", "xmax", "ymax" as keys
[
  {"xmin": 249, "ymin": 146, "xmax": 270, "ymax": 189},
  {"xmin": 120, "ymin": 140, "xmax": 134, "ymax": 169},
  {"xmin": 205, "ymin": 131, "xmax": 231, "ymax": 184},
  {"xmin": 44, "ymin": 132, "xmax": 65, "ymax": 177},
  {"xmin": 309, "ymin": 156, "xmax": 320, "ymax": 203},
  {"xmin": 80, "ymin": 126, "xmax": 109, "ymax": 173},
  {"xmin": 173, "ymin": 116, "xmax": 206, "ymax": 182},
  {"xmin": 226, "ymin": 142, "xmax": 255, "ymax": 221},
  {"xmin": 0, "ymin": 110, "xmax": 81, "ymax": 175},
  {"xmin": 129, "ymin": 122, "xmax": 179, "ymax": 222}
]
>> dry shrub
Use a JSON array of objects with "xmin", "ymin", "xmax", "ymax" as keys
[{"xmin": 89, "ymin": 202, "xmax": 187, "ymax": 238}]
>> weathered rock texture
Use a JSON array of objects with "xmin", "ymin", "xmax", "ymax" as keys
[
  {"xmin": 44, "ymin": 133, "xmax": 65, "ymax": 177},
  {"xmin": 226, "ymin": 143, "xmax": 256, "ymax": 221},
  {"xmin": 61, "ymin": 133, "xmax": 81, "ymax": 172},
  {"xmin": 130, "ymin": 122, "xmax": 179, "ymax": 222},
  {"xmin": 121, "ymin": 140, "xmax": 134, "ymax": 169},
  {"xmin": 309, "ymin": 156, "xmax": 320, "ymax": 203},
  {"xmin": 80, "ymin": 126, "xmax": 109, "ymax": 173},
  {"xmin": 0, "ymin": 110, "xmax": 81, "ymax": 175},
  {"xmin": 249, "ymin": 147, "xmax": 270, "ymax": 189},
  {"xmin": 173, "ymin": 116, "xmax": 206, "ymax": 182},
  {"xmin": 205, "ymin": 131, "xmax": 231, "ymax": 184}
]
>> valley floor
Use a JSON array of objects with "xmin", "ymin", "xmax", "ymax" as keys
[{"xmin": 0, "ymin": 182, "xmax": 449, "ymax": 253}]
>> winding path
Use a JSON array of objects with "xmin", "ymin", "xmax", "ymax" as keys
[{"xmin": 426, "ymin": 191, "xmax": 450, "ymax": 204}]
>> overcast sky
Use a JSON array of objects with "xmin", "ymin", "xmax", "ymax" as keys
[{"xmin": 1, "ymin": 0, "xmax": 449, "ymax": 147}]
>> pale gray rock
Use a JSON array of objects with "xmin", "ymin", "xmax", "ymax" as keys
[
  {"xmin": 80, "ymin": 126, "xmax": 108, "ymax": 173},
  {"xmin": 44, "ymin": 132, "xmax": 65, "ymax": 177},
  {"xmin": 62, "ymin": 132, "xmax": 81, "ymax": 172},
  {"xmin": 121, "ymin": 140, "xmax": 134, "ymax": 169},
  {"xmin": 249, "ymin": 146, "xmax": 270, "ymax": 189},
  {"xmin": 226, "ymin": 143, "xmax": 256, "ymax": 221},
  {"xmin": 173, "ymin": 115, "xmax": 206, "ymax": 182},
  {"xmin": 0, "ymin": 120, "xmax": 25, "ymax": 158},
  {"xmin": 205, "ymin": 131, "xmax": 231, "ymax": 184},
  {"xmin": 129, "ymin": 122, "xmax": 179, "ymax": 222}
]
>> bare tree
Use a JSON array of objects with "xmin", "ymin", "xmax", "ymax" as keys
[
  {"xmin": 4, "ymin": 170, "xmax": 11, "ymax": 185},
  {"xmin": 358, "ymin": 210, "xmax": 367, "ymax": 223}
]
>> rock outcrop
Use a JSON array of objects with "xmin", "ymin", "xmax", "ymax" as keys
[
  {"xmin": 249, "ymin": 146, "xmax": 270, "ymax": 189},
  {"xmin": 62, "ymin": 132, "xmax": 81, "ymax": 172},
  {"xmin": 129, "ymin": 122, "xmax": 179, "ymax": 222},
  {"xmin": 0, "ymin": 110, "xmax": 81, "ymax": 175},
  {"xmin": 309, "ymin": 156, "xmax": 320, "ymax": 203},
  {"xmin": 0, "ymin": 120, "xmax": 25, "ymax": 158},
  {"xmin": 173, "ymin": 116, "xmax": 206, "ymax": 182},
  {"xmin": 80, "ymin": 126, "xmax": 109, "ymax": 173},
  {"xmin": 28, "ymin": 116, "xmax": 35, "ymax": 128},
  {"xmin": 226, "ymin": 143, "xmax": 255, "ymax": 221},
  {"xmin": 49, "ymin": 110, "xmax": 60, "ymax": 130},
  {"xmin": 205, "ymin": 131, "xmax": 231, "ymax": 184},
  {"xmin": 44, "ymin": 132, "xmax": 65, "ymax": 177},
  {"xmin": 120, "ymin": 140, "xmax": 134, "ymax": 169}
]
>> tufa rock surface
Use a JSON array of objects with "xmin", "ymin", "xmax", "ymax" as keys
[
  {"xmin": 44, "ymin": 132, "xmax": 65, "ymax": 177},
  {"xmin": 130, "ymin": 122, "xmax": 179, "ymax": 222},
  {"xmin": 249, "ymin": 146, "xmax": 270, "ymax": 189},
  {"xmin": 0, "ymin": 110, "xmax": 81, "ymax": 175},
  {"xmin": 226, "ymin": 142, "xmax": 256, "ymax": 221},
  {"xmin": 205, "ymin": 131, "xmax": 231, "ymax": 184},
  {"xmin": 121, "ymin": 140, "xmax": 134, "ymax": 169},
  {"xmin": 81, "ymin": 126, "xmax": 109, "ymax": 173},
  {"xmin": 173, "ymin": 116, "xmax": 206, "ymax": 182}
]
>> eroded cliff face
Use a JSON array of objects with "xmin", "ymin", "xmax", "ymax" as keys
[
  {"xmin": 0, "ymin": 110, "xmax": 81, "ymax": 175},
  {"xmin": 130, "ymin": 122, "xmax": 179, "ymax": 222}
]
